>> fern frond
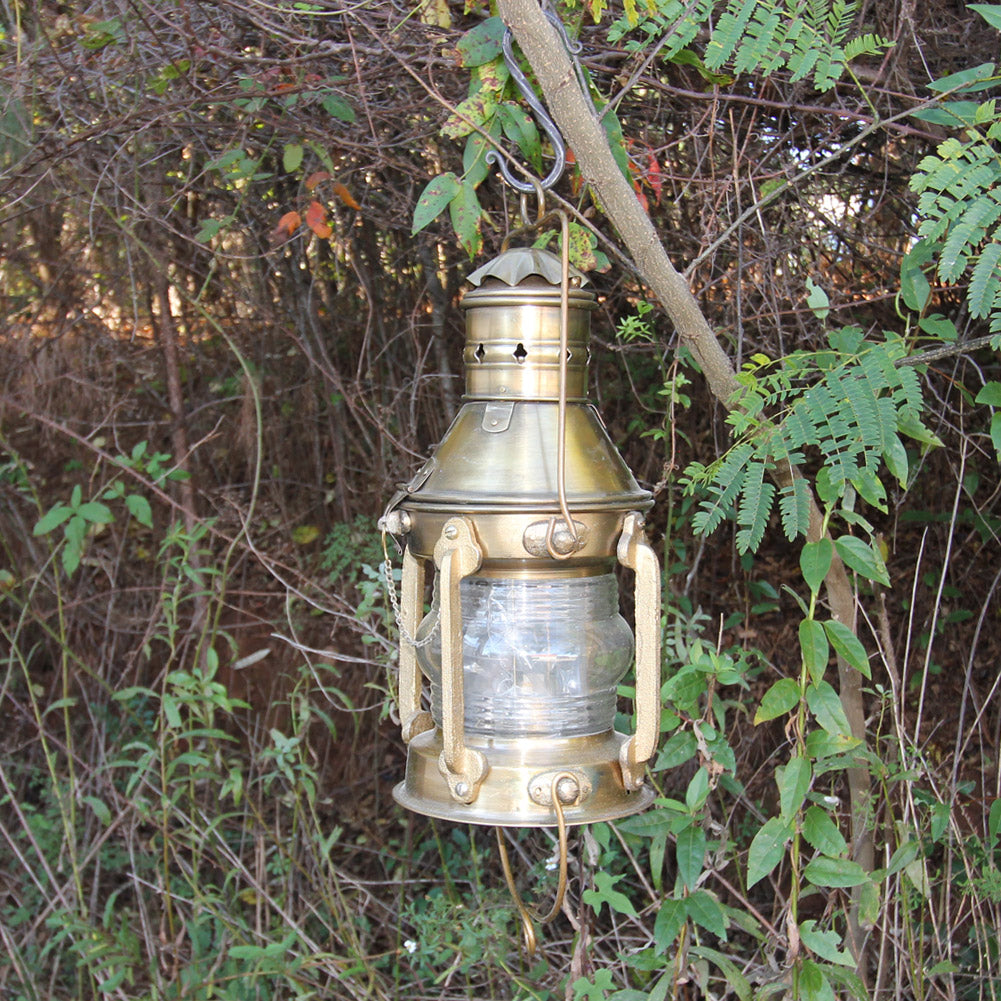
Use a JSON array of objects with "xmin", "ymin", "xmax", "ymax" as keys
[
  {"xmin": 941, "ymin": 195, "xmax": 1001, "ymax": 282},
  {"xmin": 705, "ymin": 0, "xmax": 760, "ymax": 69},
  {"xmin": 840, "ymin": 370, "xmax": 882, "ymax": 452},
  {"xmin": 778, "ymin": 477, "xmax": 812, "ymax": 541},
  {"xmin": 692, "ymin": 442, "xmax": 754, "ymax": 536},
  {"xmin": 969, "ymin": 242, "xmax": 1001, "ymax": 317},
  {"xmin": 735, "ymin": 461, "xmax": 775, "ymax": 554},
  {"xmin": 844, "ymin": 33, "xmax": 889, "ymax": 61},
  {"xmin": 825, "ymin": 0, "xmax": 856, "ymax": 45}
]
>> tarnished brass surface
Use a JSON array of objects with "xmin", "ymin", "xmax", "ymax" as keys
[
  {"xmin": 393, "ymin": 729, "xmax": 655, "ymax": 827},
  {"xmin": 403, "ymin": 509, "xmax": 622, "ymax": 568},
  {"xmin": 465, "ymin": 246, "xmax": 589, "ymax": 289},
  {"xmin": 403, "ymin": 402, "xmax": 649, "ymax": 511},
  {"xmin": 462, "ymin": 293, "xmax": 592, "ymax": 401}
]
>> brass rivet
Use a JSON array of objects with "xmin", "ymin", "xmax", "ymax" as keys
[{"xmin": 556, "ymin": 777, "xmax": 580, "ymax": 805}]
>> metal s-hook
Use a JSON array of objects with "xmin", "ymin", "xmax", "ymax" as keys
[{"xmin": 487, "ymin": 10, "xmax": 583, "ymax": 194}]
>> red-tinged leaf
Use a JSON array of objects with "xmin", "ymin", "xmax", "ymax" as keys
[
  {"xmin": 565, "ymin": 149, "xmax": 576, "ymax": 165},
  {"xmin": 276, "ymin": 211, "xmax": 301, "ymax": 236},
  {"xmin": 647, "ymin": 153, "xmax": 662, "ymax": 203},
  {"xmin": 305, "ymin": 170, "xmax": 330, "ymax": 191},
  {"xmin": 305, "ymin": 200, "xmax": 331, "ymax": 238},
  {"xmin": 635, "ymin": 186, "xmax": 649, "ymax": 213},
  {"xmin": 333, "ymin": 182, "xmax": 360, "ymax": 210}
]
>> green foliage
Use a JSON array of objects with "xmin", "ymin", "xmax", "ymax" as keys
[
  {"xmin": 704, "ymin": 0, "xmax": 889, "ymax": 91},
  {"xmin": 905, "ymin": 24, "xmax": 1001, "ymax": 346},
  {"xmin": 683, "ymin": 330, "xmax": 932, "ymax": 554}
]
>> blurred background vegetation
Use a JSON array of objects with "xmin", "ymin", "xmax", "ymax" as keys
[{"xmin": 1, "ymin": 1, "xmax": 1000, "ymax": 998}]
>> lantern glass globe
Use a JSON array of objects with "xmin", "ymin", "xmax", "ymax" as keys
[{"xmin": 417, "ymin": 573, "xmax": 633, "ymax": 740}]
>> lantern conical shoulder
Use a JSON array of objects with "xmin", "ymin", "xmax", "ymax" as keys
[{"xmin": 382, "ymin": 248, "xmax": 661, "ymax": 827}]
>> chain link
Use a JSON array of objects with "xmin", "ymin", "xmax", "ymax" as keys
[{"xmin": 381, "ymin": 532, "xmax": 440, "ymax": 650}]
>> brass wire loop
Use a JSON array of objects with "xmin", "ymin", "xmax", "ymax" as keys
[{"xmin": 495, "ymin": 771, "xmax": 580, "ymax": 956}]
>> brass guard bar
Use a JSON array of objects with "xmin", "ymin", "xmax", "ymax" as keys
[
  {"xmin": 616, "ymin": 512, "xmax": 662, "ymax": 790},
  {"xmin": 434, "ymin": 517, "xmax": 488, "ymax": 803},
  {"xmin": 399, "ymin": 547, "xmax": 432, "ymax": 743}
]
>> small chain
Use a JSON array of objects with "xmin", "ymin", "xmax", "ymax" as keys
[{"xmin": 381, "ymin": 532, "xmax": 440, "ymax": 649}]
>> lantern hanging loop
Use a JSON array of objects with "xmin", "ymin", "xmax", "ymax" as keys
[
  {"xmin": 495, "ymin": 771, "xmax": 580, "ymax": 956},
  {"xmin": 487, "ymin": 8, "xmax": 587, "ymax": 195}
]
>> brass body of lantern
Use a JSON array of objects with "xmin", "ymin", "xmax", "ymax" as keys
[{"xmin": 381, "ymin": 247, "xmax": 661, "ymax": 828}]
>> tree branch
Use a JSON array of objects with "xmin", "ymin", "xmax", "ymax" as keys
[{"xmin": 497, "ymin": 0, "xmax": 873, "ymax": 969}]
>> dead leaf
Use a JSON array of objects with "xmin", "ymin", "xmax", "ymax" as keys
[
  {"xmin": 305, "ymin": 200, "xmax": 332, "ymax": 239},
  {"xmin": 333, "ymin": 182, "xmax": 360, "ymax": 211},
  {"xmin": 276, "ymin": 210, "xmax": 301, "ymax": 236},
  {"xmin": 305, "ymin": 170, "xmax": 331, "ymax": 191}
]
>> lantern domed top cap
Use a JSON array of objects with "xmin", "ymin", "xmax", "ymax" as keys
[{"xmin": 465, "ymin": 247, "xmax": 589, "ymax": 289}]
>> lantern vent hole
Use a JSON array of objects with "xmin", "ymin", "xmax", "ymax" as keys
[
  {"xmin": 474, "ymin": 343, "xmax": 486, "ymax": 362},
  {"xmin": 513, "ymin": 342, "xmax": 528, "ymax": 363}
]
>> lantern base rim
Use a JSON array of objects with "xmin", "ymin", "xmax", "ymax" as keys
[{"xmin": 393, "ymin": 729, "xmax": 655, "ymax": 827}]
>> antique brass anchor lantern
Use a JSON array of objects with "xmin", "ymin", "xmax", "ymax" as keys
[{"xmin": 380, "ymin": 244, "xmax": 661, "ymax": 830}]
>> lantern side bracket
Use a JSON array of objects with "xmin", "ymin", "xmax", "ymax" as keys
[
  {"xmin": 616, "ymin": 512, "xmax": 662, "ymax": 791},
  {"xmin": 434, "ymin": 517, "xmax": 489, "ymax": 804}
]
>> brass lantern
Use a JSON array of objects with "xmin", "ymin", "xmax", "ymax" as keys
[{"xmin": 381, "ymin": 246, "xmax": 660, "ymax": 828}]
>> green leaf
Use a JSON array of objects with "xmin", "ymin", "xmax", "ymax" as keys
[
  {"xmin": 83, "ymin": 795, "xmax": 111, "ymax": 826},
  {"xmin": 574, "ymin": 970, "xmax": 615, "ymax": 1001},
  {"xmin": 462, "ymin": 132, "xmax": 493, "ymax": 189},
  {"xmin": 883, "ymin": 433, "xmax": 910, "ymax": 488},
  {"xmin": 747, "ymin": 816, "xmax": 793, "ymax": 888},
  {"xmin": 653, "ymin": 897, "xmax": 687, "ymax": 949},
  {"xmin": 162, "ymin": 693, "xmax": 182, "ymax": 729},
  {"xmin": 455, "ymin": 17, "xmax": 505, "ymax": 67},
  {"xmin": 125, "ymin": 494, "xmax": 153, "ymax": 528},
  {"xmin": 976, "ymin": 380, "xmax": 1001, "ymax": 407},
  {"xmin": 823, "ymin": 619, "xmax": 871, "ymax": 678},
  {"xmin": 497, "ymin": 102, "xmax": 542, "ymax": 175},
  {"xmin": 799, "ymin": 618, "xmax": 830, "ymax": 685},
  {"xmin": 803, "ymin": 855, "xmax": 870, "ymax": 888},
  {"xmin": 799, "ymin": 919, "xmax": 855, "ymax": 966},
  {"xmin": 676, "ymin": 823, "xmax": 706, "ymax": 891},
  {"xmin": 411, "ymin": 172, "xmax": 460, "ymax": 235},
  {"xmin": 583, "ymin": 871, "xmax": 637, "ymax": 917},
  {"xmin": 927, "ymin": 60, "xmax": 996, "ymax": 92},
  {"xmin": 616, "ymin": 805, "xmax": 684, "ymax": 838},
  {"xmin": 989, "ymin": 798, "xmax": 1001, "ymax": 849},
  {"xmin": 806, "ymin": 680, "xmax": 853, "ymax": 738},
  {"xmin": 777, "ymin": 755, "xmax": 812, "ymax": 821},
  {"xmin": 282, "ymin": 143, "xmax": 303, "ymax": 173},
  {"xmin": 686, "ymin": 890, "xmax": 727, "ymax": 939},
  {"xmin": 754, "ymin": 677, "xmax": 800, "ymax": 724},
  {"xmin": 799, "ymin": 959, "xmax": 836, "ymax": 1001},
  {"xmin": 77, "ymin": 501, "xmax": 114, "ymax": 524},
  {"xmin": 654, "ymin": 729, "xmax": 697, "ymax": 770},
  {"xmin": 800, "ymin": 540, "xmax": 833, "ymax": 594},
  {"xmin": 900, "ymin": 245, "xmax": 932, "ymax": 312},
  {"xmin": 684, "ymin": 767, "xmax": 710, "ymax": 812},
  {"xmin": 803, "ymin": 805, "xmax": 847, "ymax": 855},
  {"xmin": 834, "ymin": 535, "xmax": 890, "ymax": 587},
  {"xmin": 320, "ymin": 92, "xmax": 355, "ymax": 122},
  {"xmin": 442, "ymin": 88, "xmax": 500, "ymax": 140},
  {"xmin": 449, "ymin": 181, "xmax": 484, "ymax": 258},
  {"xmin": 34, "ymin": 504, "xmax": 73, "ymax": 535},
  {"xmin": 806, "ymin": 277, "xmax": 830, "ymax": 319}
]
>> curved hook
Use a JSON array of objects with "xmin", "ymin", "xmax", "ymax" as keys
[{"xmin": 486, "ymin": 11, "xmax": 578, "ymax": 194}]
